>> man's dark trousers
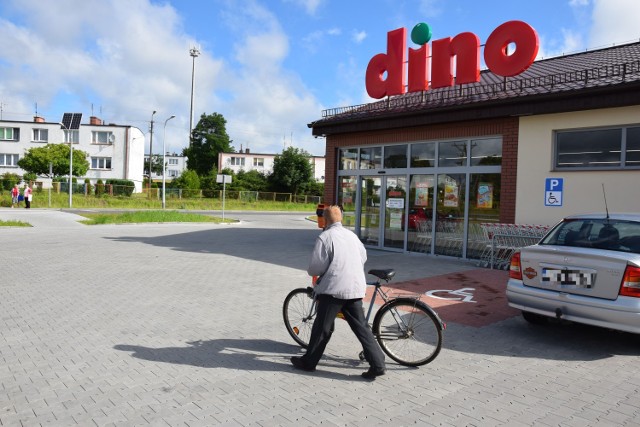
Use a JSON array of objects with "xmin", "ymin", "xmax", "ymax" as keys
[{"xmin": 301, "ymin": 294, "xmax": 385, "ymax": 369}]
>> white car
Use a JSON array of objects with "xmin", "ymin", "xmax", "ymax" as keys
[{"xmin": 506, "ymin": 213, "xmax": 640, "ymax": 333}]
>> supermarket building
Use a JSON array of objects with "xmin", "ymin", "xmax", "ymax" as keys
[{"xmin": 308, "ymin": 21, "xmax": 640, "ymax": 260}]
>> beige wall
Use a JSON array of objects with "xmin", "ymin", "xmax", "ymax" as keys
[{"xmin": 516, "ymin": 106, "xmax": 640, "ymax": 225}]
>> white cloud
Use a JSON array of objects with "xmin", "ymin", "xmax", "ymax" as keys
[
  {"xmin": 283, "ymin": 0, "xmax": 324, "ymax": 15},
  {"xmin": 352, "ymin": 30, "xmax": 367, "ymax": 44},
  {"xmin": 589, "ymin": 0, "xmax": 640, "ymax": 47},
  {"xmin": 569, "ymin": 0, "xmax": 590, "ymax": 6},
  {"xmin": 418, "ymin": 0, "xmax": 442, "ymax": 18},
  {"xmin": 0, "ymin": 0, "xmax": 325, "ymax": 156}
]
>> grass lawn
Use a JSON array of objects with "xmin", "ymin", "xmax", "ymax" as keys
[
  {"xmin": 0, "ymin": 219, "xmax": 32, "ymax": 227},
  {"xmin": 78, "ymin": 210, "xmax": 236, "ymax": 225}
]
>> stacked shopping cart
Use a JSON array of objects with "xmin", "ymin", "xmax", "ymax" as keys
[{"xmin": 477, "ymin": 223, "xmax": 550, "ymax": 269}]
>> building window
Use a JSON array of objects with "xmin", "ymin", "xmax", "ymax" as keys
[
  {"xmin": 360, "ymin": 147, "xmax": 382, "ymax": 169},
  {"xmin": 169, "ymin": 158, "xmax": 178, "ymax": 165},
  {"xmin": 91, "ymin": 157, "xmax": 112, "ymax": 169},
  {"xmin": 438, "ymin": 141, "xmax": 467, "ymax": 167},
  {"xmin": 64, "ymin": 130, "xmax": 80, "ymax": 144},
  {"xmin": 0, "ymin": 127, "xmax": 19, "ymax": 141},
  {"xmin": 554, "ymin": 126, "xmax": 640, "ymax": 169},
  {"xmin": 625, "ymin": 127, "xmax": 640, "ymax": 167},
  {"xmin": 92, "ymin": 131, "xmax": 114, "ymax": 144},
  {"xmin": 230, "ymin": 157, "xmax": 245, "ymax": 166},
  {"xmin": 339, "ymin": 148, "xmax": 358, "ymax": 170},
  {"xmin": 0, "ymin": 153, "xmax": 19, "ymax": 166},
  {"xmin": 470, "ymin": 138, "xmax": 502, "ymax": 166},
  {"xmin": 411, "ymin": 143, "xmax": 436, "ymax": 168},
  {"xmin": 32, "ymin": 128, "xmax": 49, "ymax": 143},
  {"xmin": 253, "ymin": 157, "xmax": 264, "ymax": 167},
  {"xmin": 384, "ymin": 144, "xmax": 408, "ymax": 168},
  {"xmin": 168, "ymin": 169, "xmax": 179, "ymax": 177}
]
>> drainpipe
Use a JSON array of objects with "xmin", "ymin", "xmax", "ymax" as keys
[{"xmin": 124, "ymin": 127, "xmax": 129, "ymax": 179}]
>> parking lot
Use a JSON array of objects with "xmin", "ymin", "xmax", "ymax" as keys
[{"xmin": 1, "ymin": 209, "xmax": 639, "ymax": 426}]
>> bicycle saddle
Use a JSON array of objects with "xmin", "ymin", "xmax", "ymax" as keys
[{"xmin": 368, "ymin": 269, "xmax": 396, "ymax": 281}]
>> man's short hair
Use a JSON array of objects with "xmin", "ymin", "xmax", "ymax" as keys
[{"xmin": 323, "ymin": 205, "xmax": 343, "ymax": 225}]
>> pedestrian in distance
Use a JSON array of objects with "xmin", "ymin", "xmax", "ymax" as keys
[
  {"xmin": 24, "ymin": 184, "xmax": 32, "ymax": 209},
  {"xmin": 11, "ymin": 184, "xmax": 20, "ymax": 208},
  {"xmin": 290, "ymin": 205, "xmax": 386, "ymax": 380}
]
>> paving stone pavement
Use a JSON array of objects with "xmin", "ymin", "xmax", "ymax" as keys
[{"xmin": 0, "ymin": 209, "xmax": 639, "ymax": 427}]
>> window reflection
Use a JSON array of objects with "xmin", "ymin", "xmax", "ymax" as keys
[
  {"xmin": 438, "ymin": 141, "xmax": 467, "ymax": 167},
  {"xmin": 411, "ymin": 143, "xmax": 435, "ymax": 167},
  {"xmin": 339, "ymin": 148, "xmax": 358, "ymax": 170},
  {"xmin": 360, "ymin": 147, "xmax": 382, "ymax": 169},
  {"xmin": 384, "ymin": 145, "xmax": 408, "ymax": 168}
]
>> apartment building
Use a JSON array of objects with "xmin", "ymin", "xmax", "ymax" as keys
[
  {"xmin": 218, "ymin": 148, "xmax": 325, "ymax": 182},
  {"xmin": 0, "ymin": 115, "xmax": 145, "ymax": 192}
]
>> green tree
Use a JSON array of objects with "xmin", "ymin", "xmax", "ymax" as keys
[
  {"xmin": 143, "ymin": 154, "xmax": 164, "ymax": 177},
  {"xmin": 171, "ymin": 169, "xmax": 201, "ymax": 197},
  {"xmin": 17, "ymin": 144, "xmax": 89, "ymax": 178},
  {"xmin": 229, "ymin": 170, "xmax": 269, "ymax": 192},
  {"xmin": 183, "ymin": 112, "xmax": 234, "ymax": 176},
  {"xmin": 269, "ymin": 147, "xmax": 313, "ymax": 195}
]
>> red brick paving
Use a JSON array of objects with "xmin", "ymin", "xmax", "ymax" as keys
[{"xmin": 365, "ymin": 269, "xmax": 519, "ymax": 327}]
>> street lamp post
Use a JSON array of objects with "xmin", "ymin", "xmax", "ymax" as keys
[
  {"xmin": 189, "ymin": 46, "xmax": 200, "ymax": 147},
  {"xmin": 148, "ymin": 110, "xmax": 156, "ymax": 198},
  {"xmin": 59, "ymin": 122, "xmax": 72, "ymax": 208},
  {"xmin": 162, "ymin": 115, "xmax": 176, "ymax": 209}
]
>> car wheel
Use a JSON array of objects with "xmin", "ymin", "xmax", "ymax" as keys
[{"xmin": 522, "ymin": 311, "xmax": 549, "ymax": 325}]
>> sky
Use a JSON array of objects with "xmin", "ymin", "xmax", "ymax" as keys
[{"xmin": 1, "ymin": 0, "xmax": 639, "ymax": 157}]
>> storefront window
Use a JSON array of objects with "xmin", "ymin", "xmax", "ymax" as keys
[
  {"xmin": 438, "ymin": 141, "xmax": 467, "ymax": 167},
  {"xmin": 339, "ymin": 148, "xmax": 358, "ymax": 170},
  {"xmin": 470, "ymin": 138, "xmax": 502, "ymax": 166},
  {"xmin": 384, "ymin": 144, "xmax": 407, "ymax": 168},
  {"xmin": 408, "ymin": 175, "xmax": 435, "ymax": 253},
  {"xmin": 555, "ymin": 128, "xmax": 622, "ymax": 168},
  {"xmin": 411, "ymin": 142, "xmax": 436, "ymax": 167},
  {"xmin": 434, "ymin": 174, "xmax": 466, "ymax": 257},
  {"xmin": 360, "ymin": 147, "xmax": 382, "ymax": 169},
  {"xmin": 467, "ymin": 173, "xmax": 501, "ymax": 260},
  {"xmin": 626, "ymin": 127, "xmax": 640, "ymax": 166}
]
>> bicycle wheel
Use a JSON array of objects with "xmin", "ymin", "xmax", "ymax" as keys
[
  {"xmin": 283, "ymin": 288, "xmax": 315, "ymax": 348},
  {"xmin": 373, "ymin": 298, "xmax": 443, "ymax": 367}
]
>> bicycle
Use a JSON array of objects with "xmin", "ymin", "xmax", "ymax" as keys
[{"xmin": 283, "ymin": 268, "xmax": 445, "ymax": 367}]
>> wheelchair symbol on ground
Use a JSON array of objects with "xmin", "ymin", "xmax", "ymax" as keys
[{"xmin": 425, "ymin": 287, "xmax": 477, "ymax": 303}]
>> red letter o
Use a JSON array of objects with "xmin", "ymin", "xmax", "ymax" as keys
[{"xmin": 484, "ymin": 21, "xmax": 539, "ymax": 77}]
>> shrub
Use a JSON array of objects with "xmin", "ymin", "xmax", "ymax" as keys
[
  {"xmin": 106, "ymin": 179, "xmax": 134, "ymax": 196},
  {"xmin": 96, "ymin": 179, "xmax": 105, "ymax": 196}
]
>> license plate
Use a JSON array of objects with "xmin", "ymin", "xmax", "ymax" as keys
[{"xmin": 541, "ymin": 269, "xmax": 594, "ymax": 287}]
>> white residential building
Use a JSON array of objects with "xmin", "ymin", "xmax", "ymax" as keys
[
  {"xmin": 145, "ymin": 153, "xmax": 188, "ymax": 181},
  {"xmin": 218, "ymin": 148, "xmax": 325, "ymax": 182},
  {"xmin": 0, "ymin": 115, "xmax": 145, "ymax": 192}
]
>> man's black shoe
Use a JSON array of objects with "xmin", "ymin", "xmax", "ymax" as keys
[
  {"xmin": 361, "ymin": 367, "xmax": 386, "ymax": 380},
  {"xmin": 290, "ymin": 356, "xmax": 316, "ymax": 372}
]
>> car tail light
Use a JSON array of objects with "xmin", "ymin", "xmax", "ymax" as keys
[
  {"xmin": 509, "ymin": 251, "xmax": 522, "ymax": 280},
  {"xmin": 619, "ymin": 265, "xmax": 640, "ymax": 298}
]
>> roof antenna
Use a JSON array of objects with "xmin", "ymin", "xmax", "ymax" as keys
[{"xmin": 601, "ymin": 183, "xmax": 610, "ymax": 219}]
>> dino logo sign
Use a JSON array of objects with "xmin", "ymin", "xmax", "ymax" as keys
[{"xmin": 366, "ymin": 20, "xmax": 539, "ymax": 98}]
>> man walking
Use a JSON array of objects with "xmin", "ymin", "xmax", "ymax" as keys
[{"xmin": 290, "ymin": 205, "xmax": 386, "ymax": 379}]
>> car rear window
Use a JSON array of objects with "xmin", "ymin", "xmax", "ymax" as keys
[{"xmin": 540, "ymin": 218, "xmax": 640, "ymax": 254}]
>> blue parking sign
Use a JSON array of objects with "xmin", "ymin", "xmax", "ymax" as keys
[{"xmin": 545, "ymin": 178, "xmax": 563, "ymax": 206}]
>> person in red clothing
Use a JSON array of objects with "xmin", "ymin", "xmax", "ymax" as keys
[
  {"xmin": 23, "ymin": 184, "xmax": 32, "ymax": 209},
  {"xmin": 11, "ymin": 184, "xmax": 20, "ymax": 208}
]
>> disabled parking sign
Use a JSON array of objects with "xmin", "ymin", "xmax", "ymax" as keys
[{"xmin": 545, "ymin": 178, "xmax": 563, "ymax": 207}]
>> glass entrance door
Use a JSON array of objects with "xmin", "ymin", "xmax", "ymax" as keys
[
  {"xmin": 383, "ymin": 175, "xmax": 407, "ymax": 250},
  {"xmin": 359, "ymin": 175, "xmax": 407, "ymax": 250},
  {"xmin": 360, "ymin": 176, "xmax": 381, "ymax": 246}
]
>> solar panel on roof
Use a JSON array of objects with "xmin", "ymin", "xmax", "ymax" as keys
[{"xmin": 61, "ymin": 113, "xmax": 83, "ymax": 130}]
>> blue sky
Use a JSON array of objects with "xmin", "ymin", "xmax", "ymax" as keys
[{"xmin": 1, "ymin": 0, "xmax": 638, "ymax": 156}]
